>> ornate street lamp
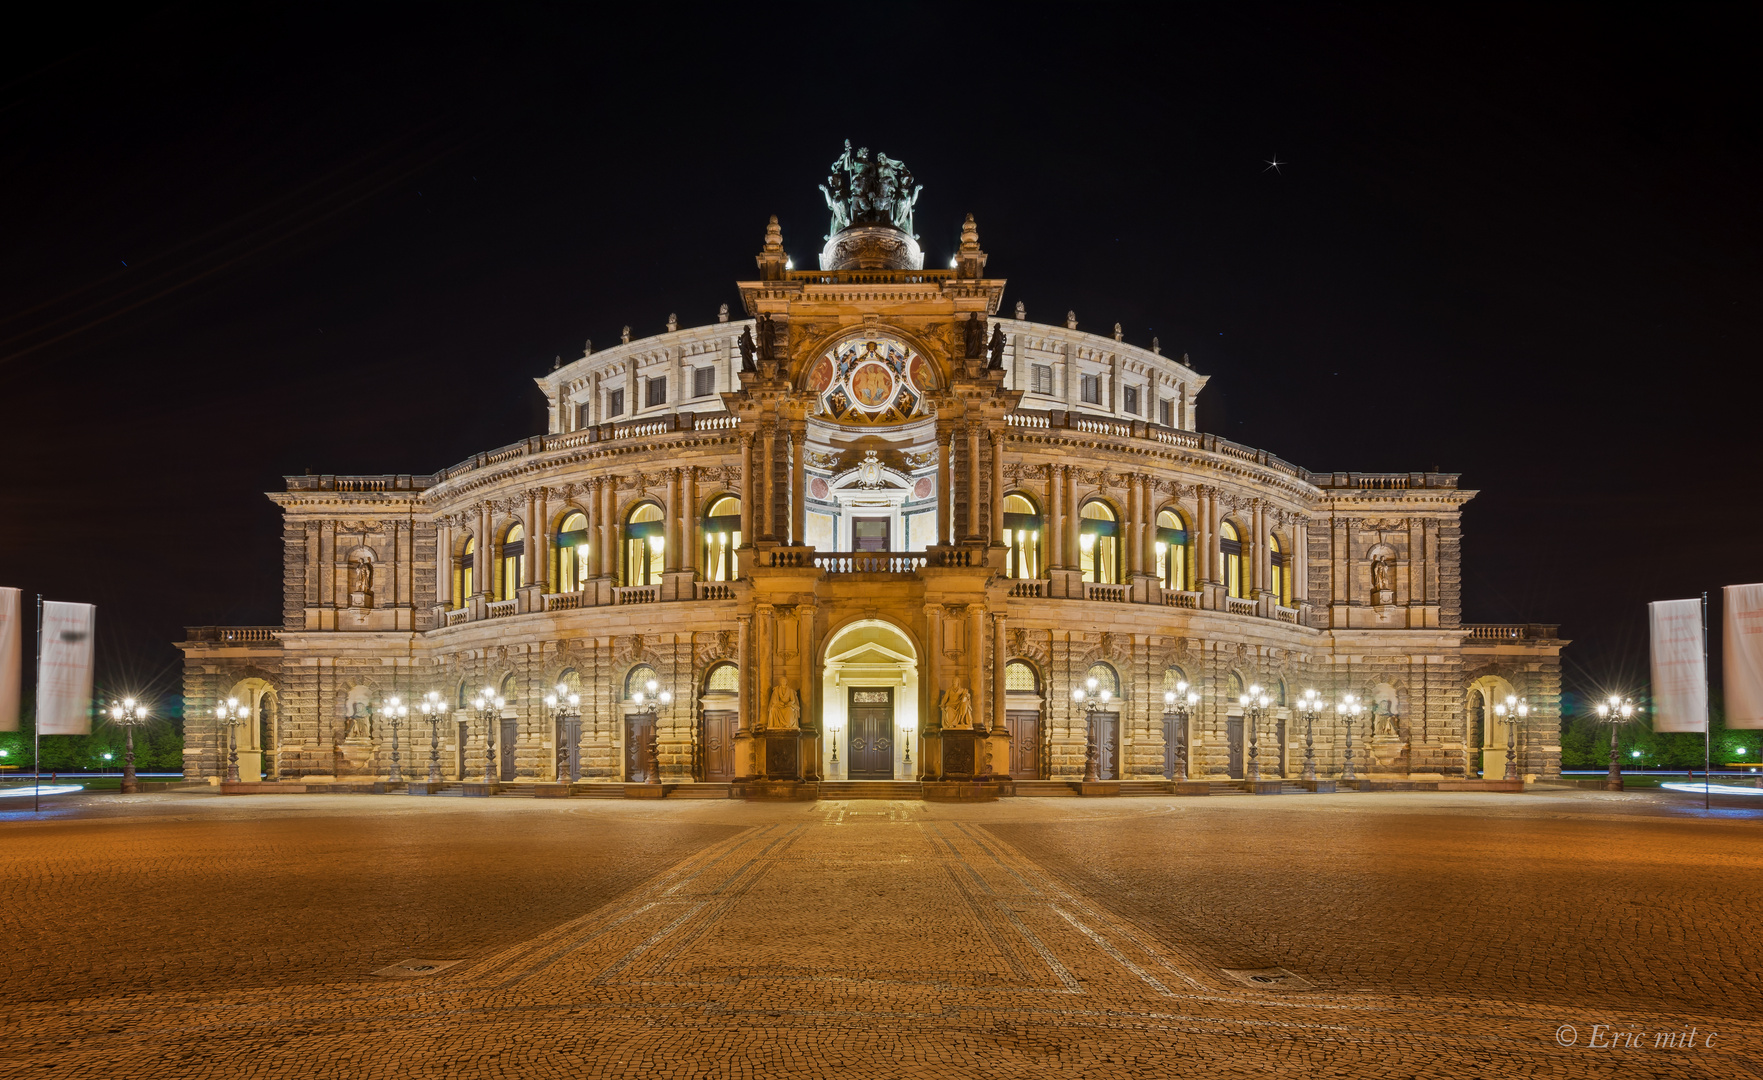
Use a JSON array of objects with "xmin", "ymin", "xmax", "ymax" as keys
[
  {"xmin": 214, "ymin": 697, "xmax": 248, "ymax": 783},
  {"xmin": 471, "ymin": 687, "xmax": 505, "ymax": 784},
  {"xmin": 1494, "ymin": 694, "xmax": 1532, "ymax": 783},
  {"xmin": 1297, "ymin": 688, "xmax": 1325, "ymax": 783},
  {"xmin": 543, "ymin": 683, "xmax": 582, "ymax": 783},
  {"xmin": 631, "ymin": 678, "xmax": 673, "ymax": 784},
  {"xmin": 108, "ymin": 698, "xmax": 150, "ymax": 794},
  {"xmin": 1071, "ymin": 676, "xmax": 1112, "ymax": 783},
  {"xmin": 418, "ymin": 691, "xmax": 448, "ymax": 784},
  {"xmin": 1162, "ymin": 681, "xmax": 1199, "ymax": 780},
  {"xmin": 382, "ymin": 696, "xmax": 408, "ymax": 784},
  {"xmin": 1239, "ymin": 684, "xmax": 1271, "ymax": 781},
  {"xmin": 1338, "ymin": 693, "xmax": 1363, "ymax": 783},
  {"xmin": 1594, "ymin": 694, "xmax": 1634, "ymax": 791}
]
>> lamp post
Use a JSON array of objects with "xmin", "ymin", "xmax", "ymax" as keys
[
  {"xmin": 108, "ymin": 698, "xmax": 150, "ymax": 793},
  {"xmin": 543, "ymin": 684, "xmax": 582, "ymax": 783},
  {"xmin": 631, "ymin": 678, "xmax": 673, "ymax": 784},
  {"xmin": 1071, "ymin": 676, "xmax": 1112, "ymax": 783},
  {"xmin": 1239, "ymin": 684, "xmax": 1271, "ymax": 781},
  {"xmin": 1594, "ymin": 694, "xmax": 1634, "ymax": 792},
  {"xmin": 1493, "ymin": 694, "xmax": 1532, "ymax": 783},
  {"xmin": 1338, "ymin": 693, "xmax": 1363, "ymax": 783},
  {"xmin": 214, "ymin": 697, "xmax": 248, "ymax": 783},
  {"xmin": 1162, "ymin": 682, "xmax": 1199, "ymax": 780},
  {"xmin": 383, "ymin": 696, "xmax": 408, "ymax": 784},
  {"xmin": 418, "ymin": 691, "xmax": 448, "ymax": 784},
  {"xmin": 1297, "ymin": 688, "xmax": 1324, "ymax": 783},
  {"xmin": 471, "ymin": 687, "xmax": 505, "ymax": 784}
]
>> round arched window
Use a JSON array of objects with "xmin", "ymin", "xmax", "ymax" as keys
[
  {"xmin": 703, "ymin": 496, "xmax": 742, "ymax": 582},
  {"xmin": 1079, "ymin": 502, "xmax": 1120, "ymax": 584},
  {"xmin": 1002, "ymin": 494, "xmax": 1042, "ymax": 580},
  {"xmin": 556, "ymin": 512, "xmax": 589, "ymax": 593},
  {"xmin": 624, "ymin": 503, "xmax": 664, "ymax": 587}
]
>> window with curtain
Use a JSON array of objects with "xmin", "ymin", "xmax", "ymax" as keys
[
  {"xmin": 455, "ymin": 536, "xmax": 475, "ymax": 604},
  {"xmin": 1154, "ymin": 509, "xmax": 1190, "ymax": 591},
  {"xmin": 1270, "ymin": 532, "xmax": 1291, "ymax": 606},
  {"xmin": 1079, "ymin": 501, "xmax": 1119, "ymax": 584},
  {"xmin": 702, "ymin": 496, "xmax": 742, "ymax": 582},
  {"xmin": 1220, "ymin": 520, "xmax": 1245, "ymax": 598},
  {"xmin": 555, "ymin": 512, "xmax": 589, "ymax": 593},
  {"xmin": 1002, "ymin": 493, "xmax": 1042, "ymax": 579},
  {"xmin": 623, "ymin": 503, "xmax": 665, "ymax": 586},
  {"xmin": 499, "ymin": 523, "xmax": 526, "ymax": 599}
]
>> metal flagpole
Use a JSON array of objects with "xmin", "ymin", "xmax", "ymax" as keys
[
  {"xmin": 1703, "ymin": 591, "xmax": 1711, "ymax": 812},
  {"xmin": 33, "ymin": 595, "xmax": 41, "ymax": 814}
]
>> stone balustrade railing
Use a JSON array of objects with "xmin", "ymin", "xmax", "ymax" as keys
[
  {"xmin": 184, "ymin": 626, "xmax": 281, "ymax": 644},
  {"xmin": 1465, "ymin": 623, "xmax": 1562, "ymax": 642},
  {"xmin": 486, "ymin": 599, "xmax": 517, "ymax": 619},
  {"xmin": 814, "ymin": 552, "xmax": 929, "ymax": 574}
]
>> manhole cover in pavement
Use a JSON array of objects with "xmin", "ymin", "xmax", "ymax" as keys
[
  {"xmin": 1221, "ymin": 967, "xmax": 1315, "ymax": 991},
  {"xmin": 372, "ymin": 958, "xmax": 465, "ymax": 978}
]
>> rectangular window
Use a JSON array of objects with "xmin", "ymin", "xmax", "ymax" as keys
[
  {"xmin": 606, "ymin": 388, "xmax": 624, "ymax": 417},
  {"xmin": 575, "ymin": 402, "xmax": 592, "ymax": 429},
  {"xmin": 1080, "ymin": 374, "xmax": 1100, "ymax": 404},
  {"xmin": 1123, "ymin": 386, "xmax": 1140, "ymax": 415},
  {"xmin": 1031, "ymin": 363, "xmax": 1053, "ymax": 395},
  {"xmin": 646, "ymin": 376, "xmax": 667, "ymax": 408},
  {"xmin": 1159, "ymin": 398, "xmax": 1174, "ymax": 427},
  {"xmin": 693, "ymin": 366, "xmax": 715, "ymax": 398}
]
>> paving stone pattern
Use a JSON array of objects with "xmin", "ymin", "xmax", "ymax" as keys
[{"xmin": 1, "ymin": 790, "xmax": 1758, "ymax": 1078}]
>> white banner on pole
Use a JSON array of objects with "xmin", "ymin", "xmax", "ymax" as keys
[
  {"xmin": 0, "ymin": 588, "xmax": 19, "ymax": 732},
  {"xmin": 1649, "ymin": 598, "xmax": 1707, "ymax": 733},
  {"xmin": 36, "ymin": 601, "xmax": 95, "ymax": 736},
  {"xmin": 1724, "ymin": 583, "xmax": 1763, "ymax": 730}
]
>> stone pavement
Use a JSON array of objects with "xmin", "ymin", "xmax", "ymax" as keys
[{"xmin": 1, "ymin": 789, "xmax": 1759, "ymax": 1078}]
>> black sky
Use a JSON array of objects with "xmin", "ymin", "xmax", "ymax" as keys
[{"xmin": 2, "ymin": 5, "xmax": 1757, "ymax": 711}]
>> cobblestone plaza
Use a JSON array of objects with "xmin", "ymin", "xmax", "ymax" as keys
[{"xmin": 3, "ymin": 788, "xmax": 1757, "ymax": 1078}]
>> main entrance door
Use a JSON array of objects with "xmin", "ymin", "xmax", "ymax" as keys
[
  {"xmin": 1006, "ymin": 709, "xmax": 1041, "ymax": 778},
  {"xmin": 847, "ymin": 687, "xmax": 894, "ymax": 780},
  {"xmin": 625, "ymin": 711, "xmax": 656, "ymax": 782}
]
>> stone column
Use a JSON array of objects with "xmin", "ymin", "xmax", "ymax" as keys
[
  {"xmin": 1064, "ymin": 467, "xmax": 1079, "ymax": 575},
  {"xmin": 1125, "ymin": 475, "xmax": 1141, "ymax": 577},
  {"xmin": 436, "ymin": 521, "xmax": 452, "ymax": 607},
  {"xmin": 683, "ymin": 467, "xmax": 698, "ymax": 575},
  {"xmin": 1047, "ymin": 466, "xmax": 1063, "ymax": 569},
  {"xmin": 991, "ymin": 612, "xmax": 1007, "ymax": 733},
  {"xmin": 1294, "ymin": 518, "xmax": 1309, "ymax": 603},
  {"xmin": 936, "ymin": 431, "xmax": 952, "ymax": 546},
  {"xmin": 762, "ymin": 425, "xmax": 776, "ymax": 540},
  {"xmin": 1251, "ymin": 501, "xmax": 1266, "ymax": 594},
  {"xmin": 600, "ymin": 480, "xmax": 617, "ymax": 579},
  {"xmin": 739, "ymin": 432, "xmax": 754, "ymax": 547},
  {"xmin": 534, "ymin": 488, "xmax": 549, "ymax": 590},
  {"xmin": 735, "ymin": 614, "xmax": 752, "ymax": 732},
  {"xmin": 584, "ymin": 480, "xmax": 599, "ymax": 581},
  {"xmin": 1142, "ymin": 477, "xmax": 1158, "ymax": 578},
  {"xmin": 923, "ymin": 604, "xmax": 943, "ymax": 779},
  {"xmin": 790, "ymin": 424, "xmax": 806, "ymax": 547},
  {"xmin": 477, "ymin": 504, "xmax": 492, "ymax": 597},
  {"xmin": 965, "ymin": 425, "xmax": 981, "ymax": 541},
  {"xmin": 666, "ymin": 470, "xmax": 682, "ymax": 572},
  {"xmin": 989, "ymin": 430, "xmax": 1004, "ymax": 544}
]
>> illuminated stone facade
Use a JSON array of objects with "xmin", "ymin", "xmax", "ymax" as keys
[{"xmin": 179, "ymin": 184, "xmax": 1565, "ymax": 791}]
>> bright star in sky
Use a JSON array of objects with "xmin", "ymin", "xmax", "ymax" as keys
[{"xmin": 1264, "ymin": 155, "xmax": 1286, "ymax": 173}]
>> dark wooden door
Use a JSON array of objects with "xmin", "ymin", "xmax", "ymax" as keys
[
  {"xmin": 1006, "ymin": 709, "xmax": 1041, "ymax": 778},
  {"xmin": 499, "ymin": 718, "xmax": 519, "ymax": 781},
  {"xmin": 1227, "ymin": 717, "xmax": 1244, "ymax": 778},
  {"xmin": 1275, "ymin": 718, "xmax": 1288, "ymax": 778},
  {"xmin": 852, "ymin": 517, "xmax": 889, "ymax": 551},
  {"xmin": 1092, "ymin": 714, "xmax": 1118, "ymax": 780},
  {"xmin": 702, "ymin": 709, "xmax": 736, "ymax": 782},
  {"xmin": 561, "ymin": 718, "xmax": 581, "ymax": 782},
  {"xmin": 847, "ymin": 688, "xmax": 893, "ymax": 779},
  {"xmin": 456, "ymin": 720, "xmax": 469, "ymax": 780},
  {"xmin": 1163, "ymin": 713, "xmax": 1186, "ymax": 780},
  {"xmin": 625, "ymin": 712, "xmax": 655, "ymax": 782}
]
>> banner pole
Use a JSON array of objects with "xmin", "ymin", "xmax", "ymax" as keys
[
  {"xmin": 34, "ymin": 595, "xmax": 41, "ymax": 814},
  {"xmin": 1703, "ymin": 590, "xmax": 1711, "ymax": 811}
]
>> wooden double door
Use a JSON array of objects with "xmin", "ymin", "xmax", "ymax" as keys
[
  {"xmin": 1089, "ymin": 714, "xmax": 1119, "ymax": 781},
  {"xmin": 847, "ymin": 688, "xmax": 894, "ymax": 780},
  {"xmin": 1006, "ymin": 709, "xmax": 1041, "ymax": 779},
  {"xmin": 702, "ymin": 709, "xmax": 736, "ymax": 782},
  {"xmin": 625, "ymin": 711, "xmax": 656, "ymax": 782}
]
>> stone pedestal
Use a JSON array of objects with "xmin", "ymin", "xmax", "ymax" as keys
[
  {"xmin": 459, "ymin": 782, "xmax": 500, "ymax": 797},
  {"xmin": 757, "ymin": 731, "xmax": 804, "ymax": 781},
  {"xmin": 1078, "ymin": 781, "xmax": 1120, "ymax": 797},
  {"xmin": 532, "ymin": 783, "xmax": 573, "ymax": 798},
  {"xmin": 1296, "ymin": 780, "xmax": 1337, "ymax": 793},
  {"xmin": 1243, "ymin": 780, "xmax": 1284, "ymax": 795},
  {"xmin": 1171, "ymin": 781, "xmax": 1212, "ymax": 796},
  {"xmin": 405, "ymin": 781, "xmax": 442, "ymax": 796}
]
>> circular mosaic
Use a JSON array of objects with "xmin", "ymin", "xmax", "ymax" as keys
[{"xmin": 813, "ymin": 337, "xmax": 929, "ymax": 425}]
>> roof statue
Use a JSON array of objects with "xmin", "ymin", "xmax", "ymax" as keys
[{"xmin": 819, "ymin": 140, "xmax": 922, "ymax": 240}]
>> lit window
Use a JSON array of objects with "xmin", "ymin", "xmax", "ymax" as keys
[
  {"xmin": 499, "ymin": 523, "xmax": 525, "ymax": 599},
  {"xmin": 1155, "ymin": 509, "xmax": 1190, "ymax": 591},
  {"xmin": 1270, "ymin": 533, "xmax": 1291, "ymax": 606},
  {"xmin": 1079, "ymin": 501, "xmax": 1119, "ymax": 584},
  {"xmin": 455, "ymin": 536, "xmax": 475, "ymax": 604},
  {"xmin": 1220, "ymin": 521, "xmax": 1245, "ymax": 599},
  {"xmin": 556, "ymin": 512, "xmax": 589, "ymax": 593},
  {"xmin": 1085, "ymin": 663, "xmax": 1119, "ymax": 697},
  {"xmin": 624, "ymin": 503, "xmax": 665, "ymax": 586},
  {"xmin": 702, "ymin": 496, "xmax": 742, "ymax": 582},
  {"xmin": 1002, "ymin": 493, "xmax": 1042, "ymax": 580},
  {"xmin": 1005, "ymin": 661, "xmax": 1039, "ymax": 692}
]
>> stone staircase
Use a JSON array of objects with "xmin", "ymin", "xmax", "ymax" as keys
[{"xmin": 816, "ymin": 781, "xmax": 924, "ymax": 800}]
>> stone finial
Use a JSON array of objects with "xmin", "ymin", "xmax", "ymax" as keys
[
  {"xmin": 1066, "ymin": 310, "xmax": 1078, "ymax": 330},
  {"xmin": 552, "ymin": 355, "xmax": 561, "ymax": 371},
  {"xmin": 667, "ymin": 313, "xmax": 678, "ymax": 333},
  {"xmin": 718, "ymin": 303, "xmax": 729, "ymax": 324},
  {"xmin": 621, "ymin": 325, "xmax": 631, "ymax": 344},
  {"xmin": 1152, "ymin": 336, "xmax": 1162, "ymax": 355},
  {"xmin": 959, "ymin": 213, "xmax": 980, "ymax": 252},
  {"xmin": 763, "ymin": 215, "xmax": 784, "ymax": 253},
  {"xmin": 1182, "ymin": 352, "xmax": 1191, "ymax": 363},
  {"xmin": 954, "ymin": 213, "xmax": 988, "ymax": 279},
  {"xmin": 1014, "ymin": 300, "xmax": 1026, "ymax": 320},
  {"xmin": 1113, "ymin": 322, "xmax": 1124, "ymax": 342},
  {"xmin": 583, "ymin": 339, "xmax": 593, "ymax": 356}
]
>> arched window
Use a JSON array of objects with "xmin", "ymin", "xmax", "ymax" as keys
[
  {"xmin": 623, "ymin": 503, "xmax": 665, "ymax": 587},
  {"xmin": 1220, "ymin": 520, "xmax": 1245, "ymax": 599},
  {"xmin": 555, "ymin": 512, "xmax": 589, "ymax": 593},
  {"xmin": 625, "ymin": 664, "xmax": 659, "ymax": 701},
  {"xmin": 1084, "ymin": 662, "xmax": 1120, "ymax": 697},
  {"xmin": 556, "ymin": 667, "xmax": 581, "ymax": 694},
  {"xmin": 1155, "ymin": 509, "xmax": 1190, "ymax": 591},
  {"xmin": 1079, "ymin": 501, "xmax": 1120, "ymax": 584},
  {"xmin": 1005, "ymin": 660, "xmax": 1040, "ymax": 692},
  {"xmin": 455, "ymin": 536, "xmax": 475, "ymax": 603},
  {"xmin": 456, "ymin": 681, "xmax": 471, "ymax": 710},
  {"xmin": 499, "ymin": 673, "xmax": 518, "ymax": 703},
  {"xmin": 702, "ymin": 496, "xmax": 742, "ymax": 582},
  {"xmin": 1002, "ymin": 493, "xmax": 1043, "ymax": 580},
  {"xmin": 1227, "ymin": 671, "xmax": 1244, "ymax": 702},
  {"xmin": 1162, "ymin": 666, "xmax": 1189, "ymax": 692},
  {"xmin": 500, "ymin": 523, "xmax": 526, "ymax": 600},
  {"xmin": 1270, "ymin": 533, "xmax": 1291, "ymax": 606},
  {"xmin": 704, "ymin": 662, "xmax": 739, "ymax": 695}
]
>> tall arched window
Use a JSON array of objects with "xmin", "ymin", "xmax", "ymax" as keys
[
  {"xmin": 702, "ymin": 496, "xmax": 742, "ymax": 582},
  {"xmin": 1269, "ymin": 532, "xmax": 1291, "ymax": 606},
  {"xmin": 455, "ymin": 536, "xmax": 475, "ymax": 603},
  {"xmin": 1155, "ymin": 509, "xmax": 1191, "ymax": 591},
  {"xmin": 1220, "ymin": 520, "xmax": 1245, "ymax": 598},
  {"xmin": 1002, "ymin": 493, "xmax": 1043, "ymax": 579},
  {"xmin": 1079, "ymin": 501, "xmax": 1120, "ymax": 584},
  {"xmin": 555, "ymin": 512, "xmax": 589, "ymax": 593},
  {"xmin": 623, "ymin": 503, "xmax": 665, "ymax": 586},
  {"xmin": 499, "ymin": 523, "xmax": 526, "ymax": 599}
]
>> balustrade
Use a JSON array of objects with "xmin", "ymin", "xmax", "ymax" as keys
[
  {"xmin": 1083, "ymin": 582, "xmax": 1128, "ymax": 603},
  {"xmin": 812, "ymin": 552, "xmax": 928, "ymax": 574},
  {"xmin": 614, "ymin": 585, "xmax": 660, "ymax": 605},
  {"xmin": 486, "ymin": 599, "xmax": 518, "ymax": 618},
  {"xmin": 694, "ymin": 582, "xmax": 736, "ymax": 600},
  {"xmin": 1226, "ymin": 596, "xmax": 1258, "ymax": 616},
  {"xmin": 1162, "ymin": 590, "xmax": 1200, "ymax": 609},
  {"xmin": 543, "ymin": 592, "xmax": 583, "ymax": 612},
  {"xmin": 1008, "ymin": 580, "xmax": 1045, "ymax": 598}
]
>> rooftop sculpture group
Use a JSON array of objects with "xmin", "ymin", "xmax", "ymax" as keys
[{"xmin": 819, "ymin": 140, "xmax": 922, "ymax": 239}]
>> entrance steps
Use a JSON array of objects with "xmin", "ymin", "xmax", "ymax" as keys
[{"xmin": 817, "ymin": 781, "xmax": 923, "ymax": 800}]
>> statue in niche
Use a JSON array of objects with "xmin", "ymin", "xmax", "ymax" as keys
[
  {"xmin": 766, "ymin": 685, "xmax": 800, "ymax": 731},
  {"xmin": 756, "ymin": 314, "xmax": 776, "ymax": 367},
  {"xmin": 964, "ymin": 313, "xmax": 985, "ymax": 359},
  {"xmin": 737, "ymin": 326, "xmax": 757, "ymax": 373},
  {"xmin": 1370, "ymin": 552, "xmax": 1395, "ymax": 603},
  {"xmin": 988, "ymin": 324, "xmax": 1007, "ymax": 370},
  {"xmin": 1371, "ymin": 700, "xmax": 1400, "ymax": 739},
  {"xmin": 348, "ymin": 557, "xmax": 372, "ymax": 596},
  {"xmin": 940, "ymin": 686, "xmax": 974, "ymax": 731}
]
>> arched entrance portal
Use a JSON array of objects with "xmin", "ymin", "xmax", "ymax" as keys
[
  {"xmin": 821, "ymin": 619, "xmax": 919, "ymax": 781},
  {"xmin": 1466, "ymin": 675, "xmax": 1519, "ymax": 778}
]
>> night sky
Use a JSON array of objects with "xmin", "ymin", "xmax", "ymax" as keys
[{"xmin": 2, "ymin": 7, "xmax": 1756, "ymax": 713}]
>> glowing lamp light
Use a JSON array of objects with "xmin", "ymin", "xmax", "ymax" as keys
[
  {"xmin": 545, "ymin": 694, "xmax": 558, "ymax": 708},
  {"xmin": 1071, "ymin": 688, "xmax": 1085, "ymax": 703},
  {"xmin": 1631, "ymin": 750, "xmax": 1642, "ymax": 758},
  {"xmin": 102, "ymin": 753, "xmax": 112, "ymax": 760},
  {"xmin": 1165, "ymin": 691, "xmax": 1176, "ymax": 705}
]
